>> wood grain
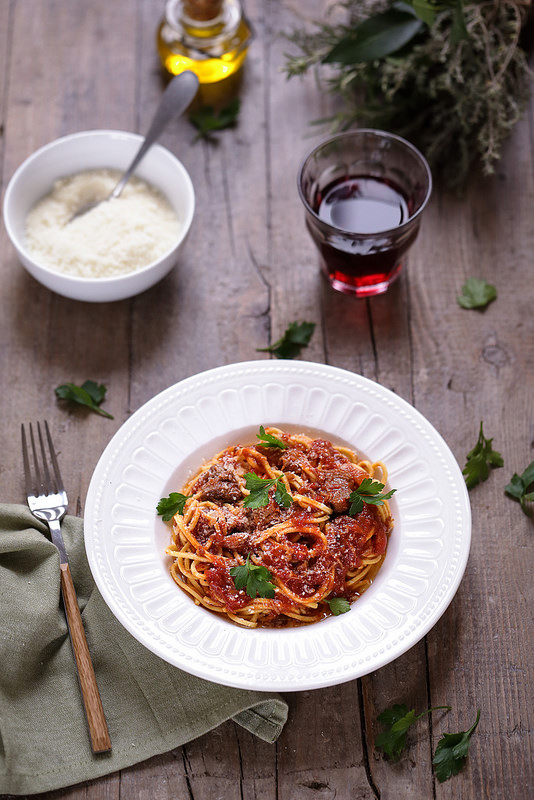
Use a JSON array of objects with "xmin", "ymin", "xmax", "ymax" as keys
[
  {"xmin": 0, "ymin": 0, "xmax": 533, "ymax": 798},
  {"xmin": 60, "ymin": 563, "xmax": 112, "ymax": 754}
]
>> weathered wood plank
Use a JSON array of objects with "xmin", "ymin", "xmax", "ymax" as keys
[
  {"xmin": 0, "ymin": 1, "xmax": 533, "ymax": 799},
  {"xmin": 424, "ymin": 104, "xmax": 534, "ymax": 799},
  {"xmin": 0, "ymin": 0, "xmax": 139, "ymax": 514},
  {"xmin": 128, "ymin": 0, "xmax": 270, "ymax": 413},
  {"xmin": 277, "ymin": 684, "xmax": 374, "ymax": 800}
]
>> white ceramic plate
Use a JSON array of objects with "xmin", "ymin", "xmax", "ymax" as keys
[{"xmin": 84, "ymin": 360, "xmax": 471, "ymax": 691}]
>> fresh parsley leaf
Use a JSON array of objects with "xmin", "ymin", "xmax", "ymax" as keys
[
  {"xmin": 243, "ymin": 473, "xmax": 277, "ymax": 508},
  {"xmin": 462, "ymin": 421, "xmax": 503, "ymax": 489},
  {"xmin": 55, "ymin": 380, "xmax": 113, "ymax": 419},
  {"xmin": 457, "ymin": 277, "xmax": 497, "ymax": 310},
  {"xmin": 230, "ymin": 555, "xmax": 276, "ymax": 599},
  {"xmin": 348, "ymin": 478, "xmax": 396, "ymax": 515},
  {"xmin": 376, "ymin": 704, "xmax": 417, "ymax": 760},
  {"xmin": 256, "ymin": 426, "xmax": 288, "ymax": 449},
  {"xmin": 505, "ymin": 460, "xmax": 534, "ymax": 518},
  {"xmin": 243, "ymin": 473, "xmax": 292, "ymax": 509},
  {"xmin": 257, "ymin": 320, "xmax": 315, "ymax": 359},
  {"xmin": 274, "ymin": 479, "xmax": 292, "ymax": 508},
  {"xmin": 156, "ymin": 492, "xmax": 191, "ymax": 522},
  {"xmin": 376, "ymin": 703, "xmax": 451, "ymax": 760},
  {"xmin": 432, "ymin": 709, "xmax": 481, "ymax": 782},
  {"xmin": 326, "ymin": 597, "xmax": 351, "ymax": 616},
  {"xmin": 189, "ymin": 98, "xmax": 240, "ymax": 140}
]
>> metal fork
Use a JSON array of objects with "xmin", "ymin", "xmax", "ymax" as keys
[{"xmin": 21, "ymin": 421, "xmax": 112, "ymax": 753}]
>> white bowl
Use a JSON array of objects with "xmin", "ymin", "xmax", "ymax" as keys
[
  {"xmin": 3, "ymin": 130, "xmax": 195, "ymax": 302},
  {"xmin": 84, "ymin": 360, "xmax": 472, "ymax": 691}
]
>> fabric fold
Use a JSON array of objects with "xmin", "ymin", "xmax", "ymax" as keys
[{"xmin": 0, "ymin": 504, "xmax": 288, "ymax": 796}]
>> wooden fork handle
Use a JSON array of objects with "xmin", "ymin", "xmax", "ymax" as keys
[{"xmin": 60, "ymin": 563, "xmax": 112, "ymax": 753}]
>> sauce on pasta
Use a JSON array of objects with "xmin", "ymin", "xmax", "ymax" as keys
[{"xmin": 165, "ymin": 428, "xmax": 394, "ymax": 627}]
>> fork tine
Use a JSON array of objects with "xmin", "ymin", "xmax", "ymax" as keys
[
  {"xmin": 43, "ymin": 420, "xmax": 64, "ymax": 494},
  {"xmin": 37, "ymin": 421, "xmax": 55, "ymax": 494},
  {"xmin": 28, "ymin": 422, "xmax": 46, "ymax": 495},
  {"xmin": 21, "ymin": 423, "xmax": 35, "ymax": 497},
  {"xmin": 21, "ymin": 421, "xmax": 64, "ymax": 497}
]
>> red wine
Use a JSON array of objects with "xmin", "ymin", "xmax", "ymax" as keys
[
  {"xmin": 310, "ymin": 174, "xmax": 419, "ymax": 296},
  {"xmin": 317, "ymin": 176, "xmax": 410, "ymax": 233}
]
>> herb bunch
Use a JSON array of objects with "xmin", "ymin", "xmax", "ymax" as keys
[{"xmin": 284, "ymin": 0, "xmax": 532, "ymax": 190}]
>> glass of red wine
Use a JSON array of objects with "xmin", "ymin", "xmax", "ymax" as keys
[{"xmin": 297, "ymin": 130, "xmax": 432, "ymax": 297}]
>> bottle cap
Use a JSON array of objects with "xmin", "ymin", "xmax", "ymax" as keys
[{"xmin": 183, "ymin": 0, "xmax": 223, "ymax": 21}]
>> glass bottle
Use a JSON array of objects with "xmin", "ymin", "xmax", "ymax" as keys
[{"xmin": 157, "ymin": 0, "xmax": 252, "ymax": 108}]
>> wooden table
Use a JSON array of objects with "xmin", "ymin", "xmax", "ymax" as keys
[{"xmin": 1, "ymin": 1, "xmax": 532, "ymax": 798}]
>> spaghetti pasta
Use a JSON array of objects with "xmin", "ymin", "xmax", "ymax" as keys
[{"xmin": 165, "ymin": 427, "xmax": 394, "ymax": 628}]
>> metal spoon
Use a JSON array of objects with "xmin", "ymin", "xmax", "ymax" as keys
[{"xmin": 69, "ymin": 71, "xmax": 199, "ymax": 221}]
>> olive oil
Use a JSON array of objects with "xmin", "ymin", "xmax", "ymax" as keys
[{"xmin": 157, "ymin": 0, "xmax": 252, "ymax": 108}]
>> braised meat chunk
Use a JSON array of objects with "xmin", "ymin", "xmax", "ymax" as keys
[
  {"xmin": 315, "ymin": 468, "xmax": 355, "ymax": 513},
  {"xmin": 193, "ymin": 464, "xmax": 242, "ymax": 503}
]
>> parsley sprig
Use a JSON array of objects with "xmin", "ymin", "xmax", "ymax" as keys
[
  {"xmin": 55, "ymin": 380, "xmax": 113, "ymax": 418},
  {"xmin": 376, "ymin": 704, "xmax": 480, "ymax": 782},
  {"xmin": 189, "ymin": 98, "xmax": 240, "ymax": 141},
  {"xmin": 230, "ymin": 555, "xmax": 276, "ymax": 599},
  {"xmin": 243, "ymin": 472, "xmax": 292, "ymax": 509},
  {"xmin": 256, "ymin": 426, "xmax": 288, "ymax": 449},
  {"xmin": 326, "ymin": 597, "xmax": 350, "ymax": 616},
  {"xmin": 156, "ymin": 492, "xmax": 191, "ymax": 521},
  {"xmin": 505, "ymin": 460, "xmax": 534, "ymax": 518},
  {"xmin": 257, "ymin": 320, "xmax": 315, "ymax": 359},
  {"xmin": 457, "ymin": 278, "xmax": 497, "ymax": 310},
  {"xmin": 462, "ymin": 421, "xmax": 503, "ymax": 489},
  {"xmin": 376, "ymin": 703, "xmax": 451, "ymax": 761},
  {"xmin": 348, "ymin": 478, "xmax": 396, "ymax": 515},
  {"xmin": 432, "ymin": 709, "xmax": 481, "ymax": 782}
]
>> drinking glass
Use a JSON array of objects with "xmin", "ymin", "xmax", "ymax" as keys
[{"xmin": 297, "ymin": 129, "xmax": 432, "ymax": 297}]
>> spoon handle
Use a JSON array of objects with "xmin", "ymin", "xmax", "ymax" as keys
[{"xmin": 110, "ymin": 71, "xmax": 199, "ymax": 200}]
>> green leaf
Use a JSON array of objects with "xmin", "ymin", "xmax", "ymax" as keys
[
  {"xmin": 521, "ymin": 461, "xmax": 534, "ymax": 487},
  {"xmin": 243, "ymin": 473, "xmax": 277, "ymax": 508},
  {"xmin": 462, "ymin": 421, "xmax": 503, "ymax": 489},
  {"xmin": 243, "ymin": 473, "xmax": 292, "ymax": 509},
  {"xmin": 55, "ymin": 380, "xmax": 113, "ymax": 419},
  {"xmin": 376, "ymin": 703, "xmax": 451, "ymax": 760},
  {"xmin": 504, "ymin": 473, "xmax": 525, "ymax": 499},
  {"xmin": 410, "ymin": 0, "xmax": 441, "ymax": 25},
  {"xmin": 326, "ymin": 597, "xmax": 351, "ymax": 616},
  {"xmin": 378, "ymin": 703, "xmax": 410, "ymax": 729},
  {"xmin": 348, "ymin": 478, "xmax": 396, "ymax": 515},
  {"xmin": 323, "ymin": 9, "xmax": 424, "ymax": 65},
  {"xmin": 409, "ymin": 0, "xmax": 466, "ymax": 33},
  {"xmin": 156, "ymin": 492, "xmax": 191, "ymax": 522},
  {"xmin": 274, "ymin": 479, "xmax": 293, "ymax": 508},
  {"xmin": 257, "ymin": 321, "xmax": 315, "ymax": 359},
  {"xmin": 229, "ymin": 561, "xmax": 249, "ymax": 591},
  {"xmin": 230, "ymin": 555, "xmax": 276, "ymax": 599},
  {"xmin": 82, "ymin": 379, "xmax": 106, "ymax": 405},
  {"xmin": 189, "ymin": 98, "xmax": 240, "ymax": 140},
  {"xmin": 457, "ymin": 278, "xmax": 497, "ymax": 310},
  {"xmin": 433, "ymin": 709, "xmax": 481, "ymax": 782},
  {"xmin": 450, "ymin": 0, "xmax": 468, "ymax": 44},
  {"xmin": 505, "ymin": 460, "xmax": 534, "ymax": 518},
  {"xmin": 256, "ymin": 425, "xmax": 288, "ymax": 449}
]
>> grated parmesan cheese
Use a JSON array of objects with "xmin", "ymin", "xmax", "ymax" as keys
[{"xmin": 25, "ymin": 168, "xmax": 181, "ymax": 278}]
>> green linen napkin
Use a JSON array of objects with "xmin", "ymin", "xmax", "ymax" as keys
[{"xmin": 0, "ymin": 504, "xmax": 288, "ymax": 796}]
